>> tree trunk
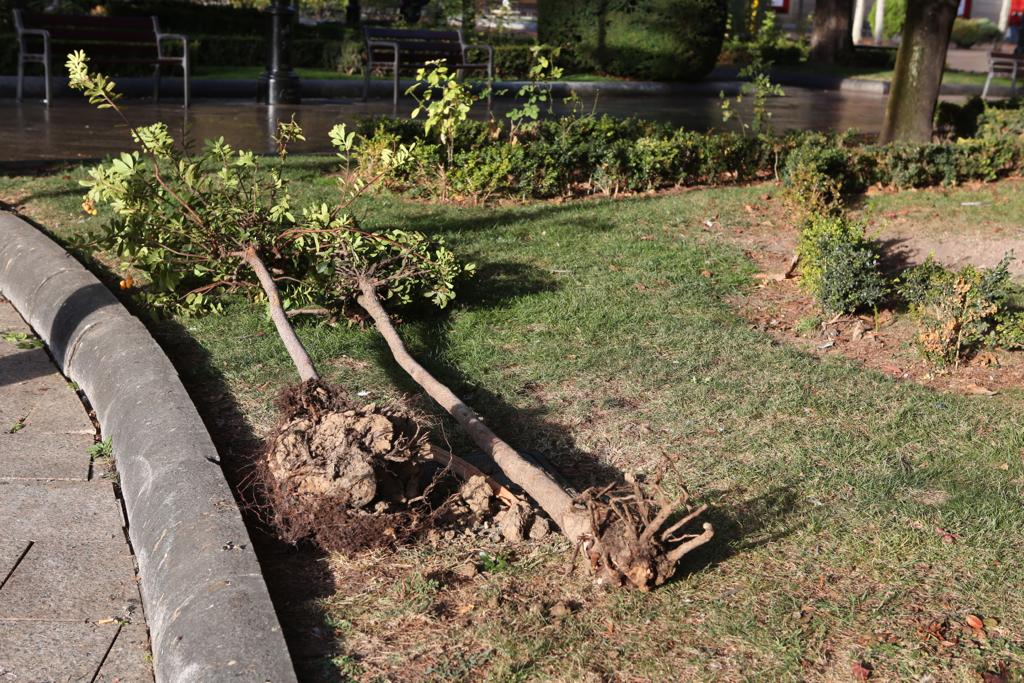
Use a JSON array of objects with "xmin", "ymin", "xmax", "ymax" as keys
[
  {"xmin": 879, "ymin": 0, "xmax": 958, "ymax": 143},
  {"xmin": 241, "ymin": 246, "xmax": 320, "ymax": 382},
  {"xmin": 346, "ymin": 0, "xmax": 361, "ymax": 26},
  {"xmin": 355, "ymin": 277, "xmax": 713, "ymax": 589},
  {"xmin": 354, "ymin": 278, "xmax": 586, "ymax": 539},
  {"xmin": 810, "ymin": 0, "xmax": 855, "ymax": 62}
]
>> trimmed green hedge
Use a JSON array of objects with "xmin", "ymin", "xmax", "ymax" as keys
[
  {"xmin": 351, "ymin": 101, "xmax": 1024, "ymax": 201},
  {"xmin": 537, "ymin": 0, "xmax": 727, "ymax": 81}
]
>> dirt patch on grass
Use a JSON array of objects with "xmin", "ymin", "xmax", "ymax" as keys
[{"xmin": 724, "ymin": 187, "xmax": 1024, "ymax": 396}]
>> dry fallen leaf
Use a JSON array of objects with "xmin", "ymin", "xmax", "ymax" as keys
[
  {"xmin": 961, "ymin": 383, "xmax": 997, "ymax": 396},
  {"xmin": 852, "ymin": 661, "xmax": 872, "ymax": 680},
  {"xmin": 753, "ymin": 272, "xmax": 787, "ymax": 282},
  {"xmin": 966, "ymin": 614, "xmax": 984, "ymax": 630}
]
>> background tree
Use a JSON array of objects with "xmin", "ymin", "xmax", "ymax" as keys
[
  {"xmin": 809, "ymin": 0, "xmax": 855, "ymax": 62},
  {"xmin": 879, "ymin": 0, "xmax": 959, "ymax": 143}
]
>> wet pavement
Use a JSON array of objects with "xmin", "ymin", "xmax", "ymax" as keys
[{"xmin": 0, "ymin": 86, "xmax": 895, "ymax": 165}]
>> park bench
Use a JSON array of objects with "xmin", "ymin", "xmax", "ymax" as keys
[
  {"xmin": 13, "ymin": 9, "xmax": 190, "ymax": 107},
  {"xmin": 362, "ymin": 26, "xmax": 493, "ymax": 114},
  {"xmin": 982, "ymin": 47, "xmax": 1024, "ymax": 98}
]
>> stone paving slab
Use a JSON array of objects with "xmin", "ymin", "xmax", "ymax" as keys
[
  {"xmin": 0, "ymin": 480, "xmax": 125, "ymax": 543},
  {"xmin": 0, "ymin": 619, "xmax": 120, "ymax": 681},
  {"xmin": 0, "ymin": 539, "xmax": 140, "ymax": 621},
  {"xmin": 95, "ymin": 625, "xmax": 154, "ymax": 682},
  {"xmin": 0, "ymin": 299, "xmax": 152, "ymax": 679},
  {"xmin": 0, "ymin": 540, "xmax": 31, "ymax": 587},
  {"xmin": 0, "ymin": 368, "xmax": 94, "ymax": 437},
  {"xmin": 0, "ymin": 431, "xmax": 93, "ymax": 480},
  {"xmin": 0, "ymin": 300, "xmax": 31, "ymax": 333}
]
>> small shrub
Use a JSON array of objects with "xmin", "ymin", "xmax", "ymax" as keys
[
  {"xmin": 995, "ymin": 311, "xmax": 1024, "ymax": 350},
  {"xmin": 783, "ymin": 137, "xmax": 858, "ymax": 214},
  {"xmin": 798, "ymin": 214, "xmax": 886, "ymax": 314},
  {"xmin": 897, "ymin": 256, "xmax": 1017, "ymax": 366},
  {"xmin": 951, "ymin": 18, "xmax": 1002, "ymax": 49}
]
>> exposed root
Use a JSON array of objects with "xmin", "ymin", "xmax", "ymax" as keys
[{"xmin": 574, "ymin": 484, "xmax": 714, "ymax": 590}]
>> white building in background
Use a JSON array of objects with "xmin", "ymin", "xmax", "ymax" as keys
[{"xmin": 770, "ymin": 0, "xmax": 1021, "ymax": 41}]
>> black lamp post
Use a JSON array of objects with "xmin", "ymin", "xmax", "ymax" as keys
[{"xmin": 257, "ymin": 0, "xmax": 301, "ymax": 104}]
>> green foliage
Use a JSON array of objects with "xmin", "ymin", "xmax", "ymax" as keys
[
  {"xmin": 68, "ymin": 51, "xmax": 470, "ymax": 318},
  {"xmin": 720, "ymin": 15, "xmax": 786, "ymax": 136},
  {"xmin": 782, "ymin": 136, "xmax": 860, "ymax": 213},
  {"xmin": 406, "ymin": 60, "xmax": 483, "ymax": 164},
  {"xmin": 719, "ymin": 14, "xmax": 808, "ymax": 66},
  {"xmin": 897, "ymin": 256, "xmax": 1018, "ymax": 366},
  {"xmin": 868, "ymin": 0, "xmax": 906, "ymax": 41},
  {"xmin": 537, "ymin": 0, "xmax": 728, "ymax": 81},
  {"xmin": 1, "ymin": 331, "xmax": 44, "ymax": 349},
  {"xmin": 344, "ymin": 110, "xmax": 1024, "ymax": 203},
  {"xmin": 797, "ymin": 213, "xmax": 886, "ymax": 314},
  {"xmin": 951, "ymin": 18, "xmax": 1002, "ymax": 48},
  {"xmin": 506, "ymin": 45, "xmax": 564, "ymax": 133},
  {"xmin": 88, "ymin": 438, "xmax": 114, "ymax": 460},
  {"xmin": 995, "ymin": 311, "xmax": 1024, "ymax": 350}
]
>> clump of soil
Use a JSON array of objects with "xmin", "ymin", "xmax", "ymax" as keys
[
  {"xmin": 258, "ymin": 381, "xmax": 539, "ymax": 554},
  {"xmin": 260, "ymin": 380, "xmax": 438, "ymax": 553}
]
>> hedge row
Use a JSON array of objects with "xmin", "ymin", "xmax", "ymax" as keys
[{"xmin": 352, "ymin": 104, "xmax": 1024, "ymax": 201}]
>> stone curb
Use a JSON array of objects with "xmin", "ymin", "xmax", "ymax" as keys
[
  {"xmin": 0, "ymin": 212, "xmax": 297, "ymax": 683},
  {"xmin": 6, "ymin": 72, "xmax": 1015, "ymax": 102}
]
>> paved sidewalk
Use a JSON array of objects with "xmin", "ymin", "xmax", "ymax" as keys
[{"xmin": 0, "ymin": 297, "xmax": 153, "ymax": 681}]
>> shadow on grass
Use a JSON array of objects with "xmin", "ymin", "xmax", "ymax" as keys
[{"xmin": 679, "ymin": 484, "xmax": 805, "ymax": 580}]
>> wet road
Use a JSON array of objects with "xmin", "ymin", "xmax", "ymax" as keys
[{"xmin": 0, "ymin": 87, "xmax": 895, "ymax": 165}]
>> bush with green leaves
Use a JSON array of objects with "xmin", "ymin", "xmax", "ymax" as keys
[
  {"xmin": 406, "ymin": 59, "xmax": 484, "ymax": 166},
  {"xmin": 797, "ymin": 213, "xmax": 886, "ymax": 314},
  {"xmin": 68, "ymin": 51, "xmax": 467, "ymax": 324},
  {"xmin": 505, "ymin": 45, "xmax": 564, "ymax": 136},
  {"xmin": 951, "ymin": 18, "xmax": 1002, "ymax": 49},
  {"xmin": 896, "ymin": 256, "xmax": 1020, "ymax": 366},
  {"xmin": 537, "ymin": 0, "xmax": 728, "ymax": 81},
  {"xmin": 782, "ymin": 136, "xmax": 860, "ymax": 214},
  {"xmin": 868, "ymin": 0, "xmax": 906, "ymax": 41}
]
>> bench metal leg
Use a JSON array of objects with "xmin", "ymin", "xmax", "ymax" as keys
[
  {"xmin": 182, "ymin": 54, "xmax": 190, "ymax": 109},
  {"xmin": 983, "ymin": 69, "xmax": 994, "ymax": 99},
  {"xmin": 43, "ymin": 54, "xmax": 51, "ymax": 106},
  {"xmin": 392, "ymin": 57, "xmax": 399, "ymax": 115},
  {"xmin": 16, "ymin": 56, "xmax": 24, "ymax": 103},
  {"xmin": 487, "ymin": 62, "xmax": 493, "ymax": 113}
]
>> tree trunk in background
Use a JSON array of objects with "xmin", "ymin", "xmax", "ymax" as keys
[
  {"xmin": 810, "ymin": 0, "xmax": 854, "ymax": 62},
  {"xmin": 879, "ymin": 0, "xmax": 958, "ymax": 143},
  {"xmin": 346, "ymin": 0, "xmax": 361, "ymax": 26},
  {"xmin": 462, "ymin": 0, "xmax": 476, "ymax": 37}
]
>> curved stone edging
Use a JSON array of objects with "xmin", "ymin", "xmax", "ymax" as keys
[{"xmin": 0, "ymin": 213, "xmax": 297, "ymax": 683}]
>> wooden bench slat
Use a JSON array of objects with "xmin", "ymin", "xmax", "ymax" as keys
[
  {"xmin": 19, "ymin": 11, "xmax": 154, "ymax": 30},
  {"xmin": 364, "ymin": 27, "xmax": 461, "ymax": 42},
  {"xmin": 41, "ymin": 28, "xmax": 158, "ymax": 43}
]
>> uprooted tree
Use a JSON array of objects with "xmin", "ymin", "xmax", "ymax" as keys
[
  {"xmin": 68, "ymin": 51, "xmax": 714, "ymax": 588},
  {"xmin": 67, "ymin": 51, "xmax": 488, "ymax": 549}
]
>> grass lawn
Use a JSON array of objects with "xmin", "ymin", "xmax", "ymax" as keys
[
  {"xmin": 2, "ymin": 164, "xmax": 1023, "ymax": 681},
  {"xmin": 777, "ymin": 62, "xmax": 1017, "ymax": 90}
]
